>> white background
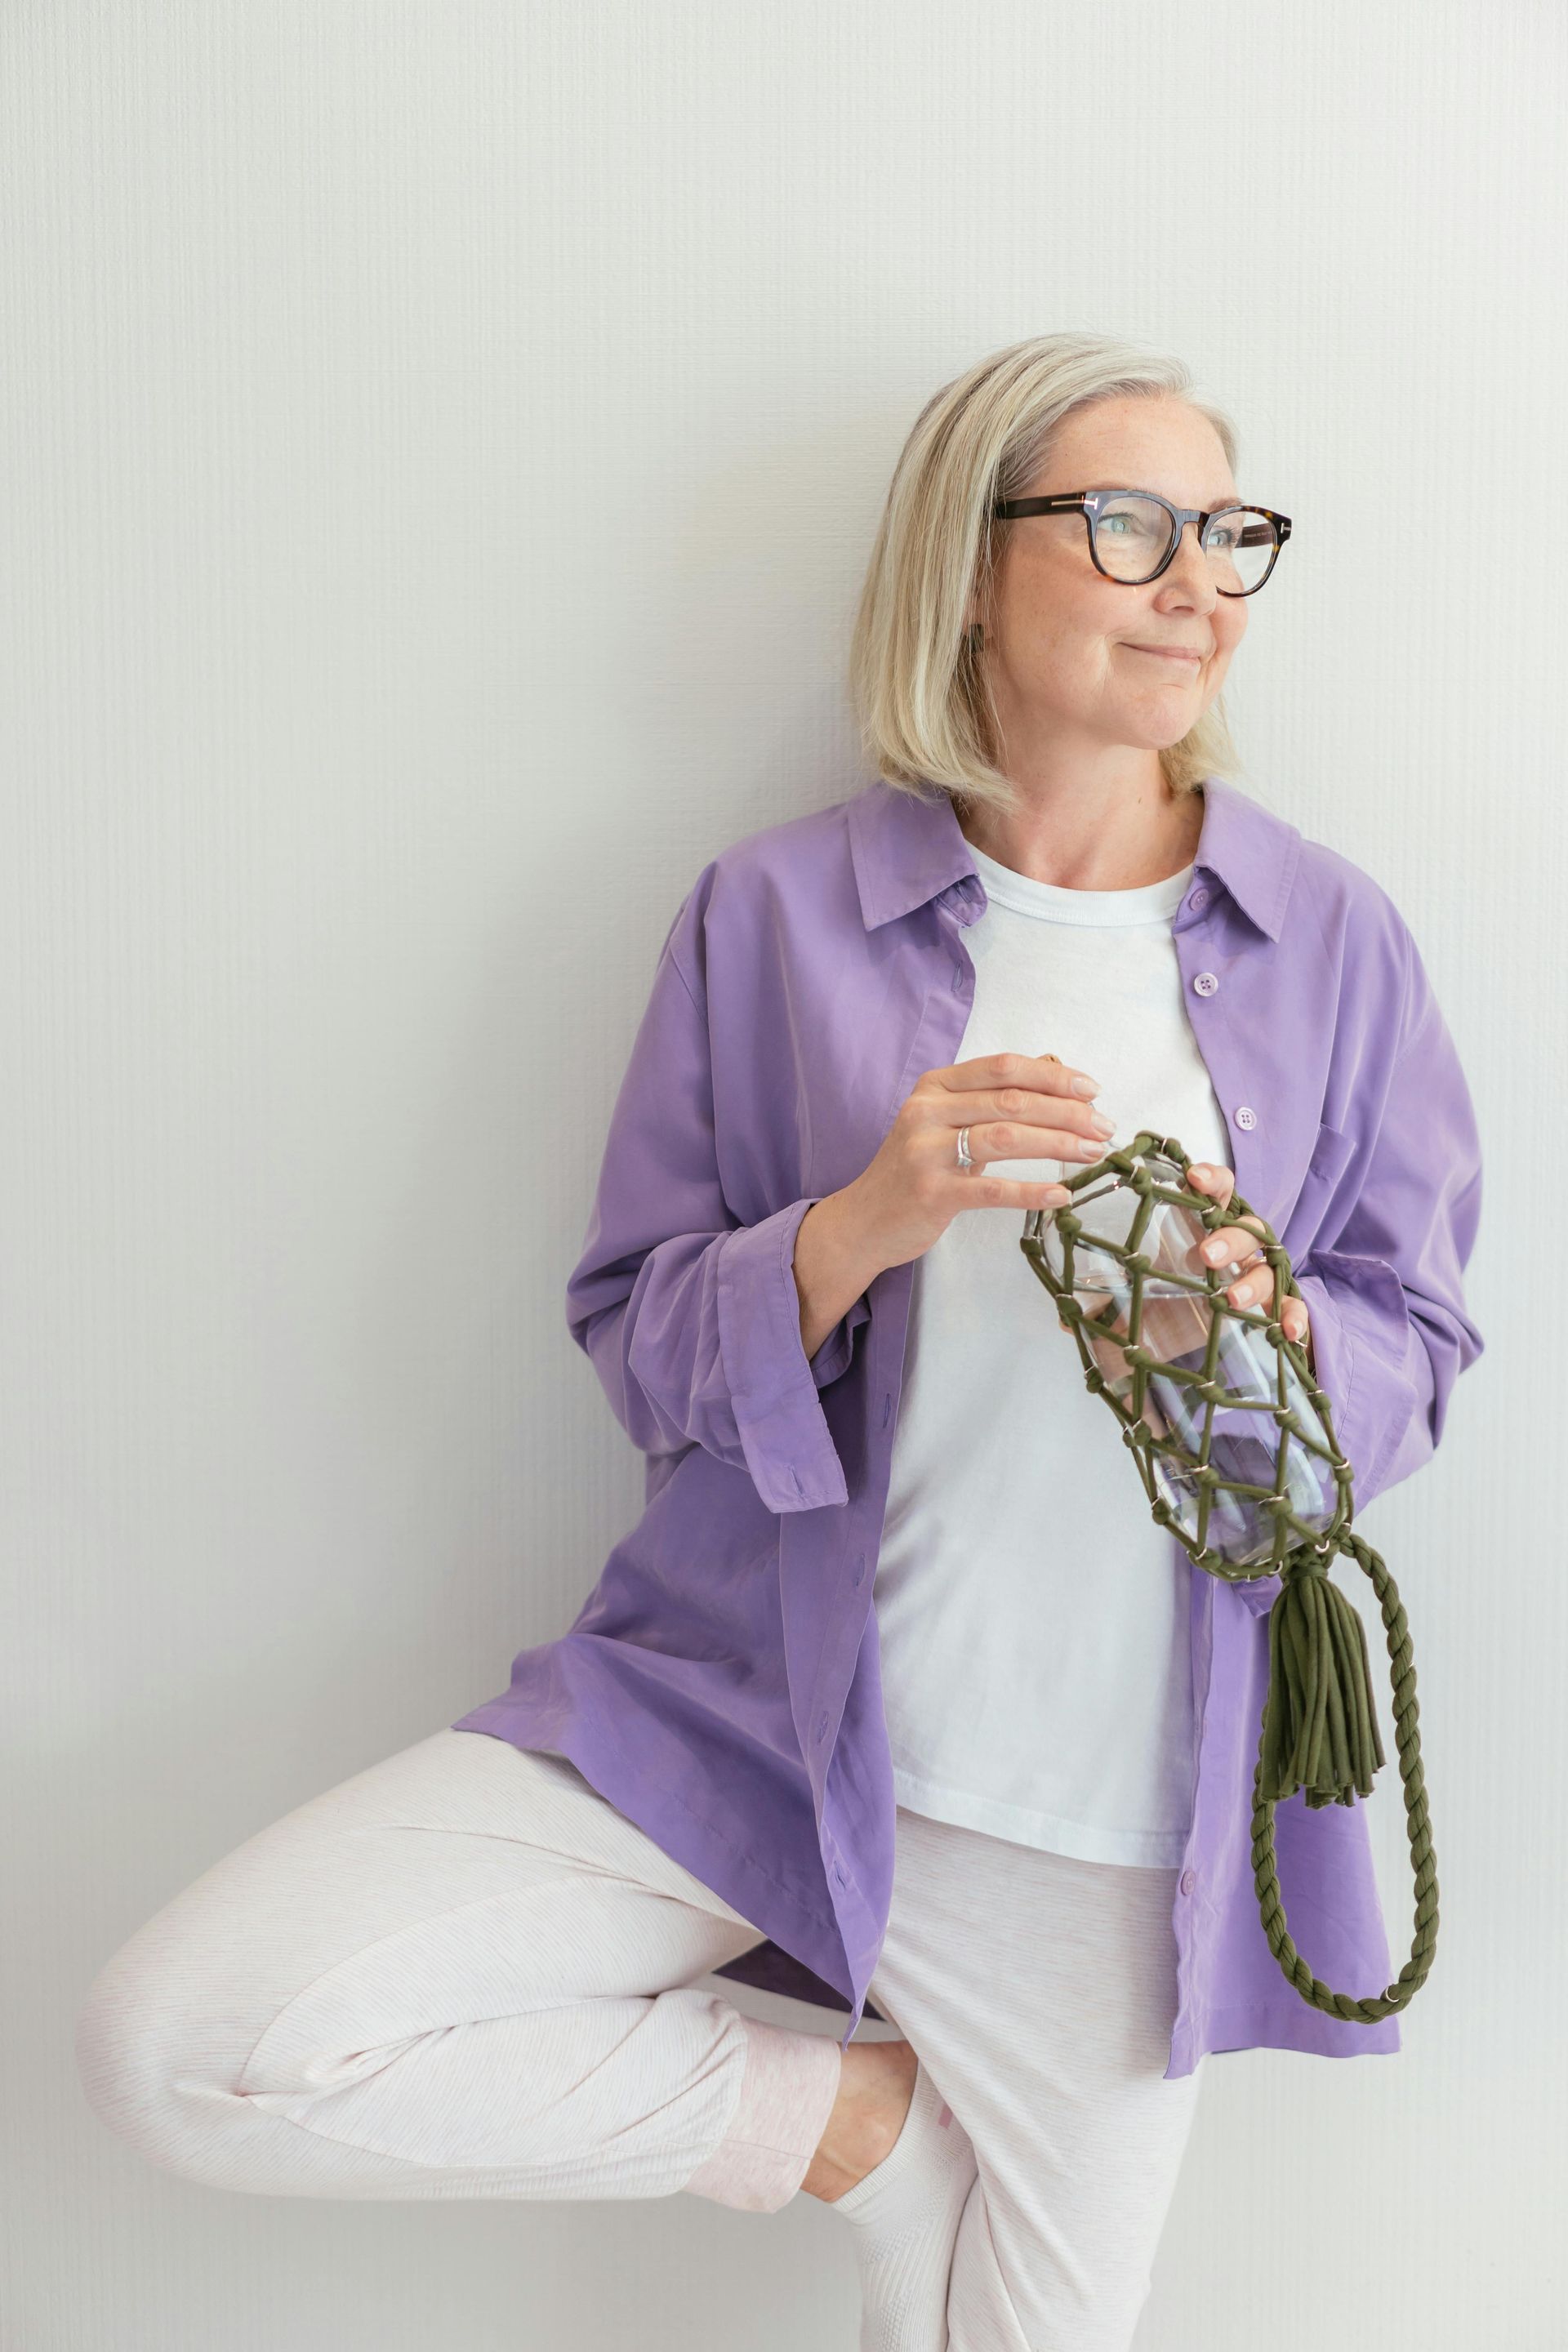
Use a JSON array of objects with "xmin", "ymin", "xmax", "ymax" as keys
[{"xmin": 5, "ymin": 4, "xmax": 1554, "ymax": 2345}]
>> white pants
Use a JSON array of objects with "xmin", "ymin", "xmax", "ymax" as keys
[{"xmin": 75, "ymin": 1724, "xmax": 1205, "ymax": 2350}]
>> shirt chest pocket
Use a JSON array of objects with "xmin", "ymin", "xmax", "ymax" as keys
[{"xmin": 1308, "ymin": 1118, "xmax": 1356, "ymax": 1186}]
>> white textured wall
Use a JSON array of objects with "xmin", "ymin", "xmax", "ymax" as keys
[{"xmin": 6, "ymin": 5, "xmax": 1554, "ymax": 2346}]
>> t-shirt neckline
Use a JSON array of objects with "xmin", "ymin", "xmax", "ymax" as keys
[{"xmin": 965, "ymin": 839, "xmax": 1195, "ymax": 928}]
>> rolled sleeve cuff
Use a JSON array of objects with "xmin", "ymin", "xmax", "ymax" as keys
[
  {"xmin": 714, "ymin": 1197, "xmax": 868, "ymax": 1515},
  {"xmin": 805, "ymin": 1289, "xmax": 872, "ymax": 1390},
  {"xmin": 680, "ymin": 2015, "xmax": 844, "ymax": 2212}
]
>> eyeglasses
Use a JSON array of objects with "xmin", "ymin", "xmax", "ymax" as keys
[{"xmin": 990, "ymin": 488, "xmax": 1291, "ymax": 596}]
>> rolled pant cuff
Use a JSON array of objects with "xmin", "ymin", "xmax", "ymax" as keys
[{"xmin": 682, "ymin": 2013, "xmax": 844, "ymax": 2213}]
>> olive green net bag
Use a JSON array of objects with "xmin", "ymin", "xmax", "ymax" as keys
[{"xmin": 1022, "ymin": 1129, "xmax": 1436, "ymax": 2025}]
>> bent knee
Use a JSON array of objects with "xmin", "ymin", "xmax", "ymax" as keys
[{"xmin": 74, "ymin": 1911, "xmax": 277, "ymax": 2191}]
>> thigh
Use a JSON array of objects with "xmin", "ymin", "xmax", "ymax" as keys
[
  {"xmin": 75, "ymin": 1726, "xmax": 770, "ymax": 2184},
  {"xmin": 111, "ymin": 1726, "xmax": 765, "ymax": 2013},
  {"xmin": 867, "ymin": 1810, "xmax": 1205, "ymax": 2352}
]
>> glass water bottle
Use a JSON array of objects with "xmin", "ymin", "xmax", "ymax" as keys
[{"xmin": 1033, "ymin": 1152, "xmax": 1339, "ymax": 1566}]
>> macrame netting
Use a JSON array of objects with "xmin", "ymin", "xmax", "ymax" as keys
[{"xmin": 1022, "ymin": 1129, "xmax": 1437, "ymax": 2023}]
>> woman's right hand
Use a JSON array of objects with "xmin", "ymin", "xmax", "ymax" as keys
[{"xmin": 837, "ymin": 1049, "xmax": 1116, "ymax": 1276}]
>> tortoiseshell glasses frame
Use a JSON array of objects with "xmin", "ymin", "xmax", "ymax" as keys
[{"xmin": 991, "ymin": 489, "xmax": 1292, "ymax": 596}]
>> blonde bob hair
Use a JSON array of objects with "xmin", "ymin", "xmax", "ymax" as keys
[{"xmin": 848, "ymin": 331, "xmax": 1247, "ymax": 822}]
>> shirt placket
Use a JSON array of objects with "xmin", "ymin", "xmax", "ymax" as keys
[{"xmin": 1165, "ymin": 872, "xmax": 1274, "ymax": 2056}]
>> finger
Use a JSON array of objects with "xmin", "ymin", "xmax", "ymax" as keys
[
  {"xmin": 1224, "ymin": 1261, "xmax": 1275, "ymax": 1312},
  {"xmin": 1186, "ymin": 1161, "xmax": 1235, "ymax": 1207},
  {"xmin": 1229, "ymin": 1265, "xmax": 1311, "ymax": 1327},
  {"xmin": 1187, "ymin": 1170, "xmax": 1307, "ymax": 1339},
  {"xmin": 1188, "ymin": 1168, "xmax": 1267, "ymax": 1256},
  {"xmin": 969, "ymin": 1118, "xmax": 1116, "ymax": 1167},
  {"xmin": 1196, "ymin": 1228, "xmax": 1275, "ymax": 1311},
  {"xmin": 1198, "ymin": 1221, "xmax": 1267, "ymax": 1275},
  {"xmin": 938, "ymin": 1050, "xmax": 1102, "ymax": 1104},
  {"xmin": 1281, "ymin": 1298, "xmax": 1314, "ymax": 1368},
  {"xmin": 950, "ymin": 1090, "xmax": 1118, "ymax": 1163},
  {"xmin": 1188, "ymin": 1174, "xmax": 1268, "ymax": 1258}
]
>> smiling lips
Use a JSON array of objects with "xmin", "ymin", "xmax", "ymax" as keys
[{"xmin": 1126, "ymin": 644, "xmax": 1205, "ymax": 664}]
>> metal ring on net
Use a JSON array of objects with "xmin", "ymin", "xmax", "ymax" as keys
[{"xmin": 1020, "ymin": 1129, "xmax": 1437, "ymax": 2024}]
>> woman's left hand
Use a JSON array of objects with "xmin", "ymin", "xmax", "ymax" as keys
[{"xmin": 1186, "ymin": 1162, "xmax": 1314, "ymax": 1369}]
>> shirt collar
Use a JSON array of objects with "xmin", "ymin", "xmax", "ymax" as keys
[{"xmin": 846, "ymin": 772, "xmax": 1299, "ymax": 942}]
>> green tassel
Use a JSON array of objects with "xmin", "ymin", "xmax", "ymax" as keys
[{"xmin": 1258, "ymin": 1548, "xmax": 1386, "ymax": 1809}]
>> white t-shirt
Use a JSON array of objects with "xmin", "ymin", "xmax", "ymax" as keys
[{"xmin": 871, "ymin": 837, "xmax": 1233, "ymax": 1866}]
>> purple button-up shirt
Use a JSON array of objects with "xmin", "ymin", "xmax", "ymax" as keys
[{"xmin": 452, "ymin": 773, "xmax": 1485, "ymax": 2076}]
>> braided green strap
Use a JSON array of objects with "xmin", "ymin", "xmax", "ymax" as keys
[
  {"xmin": 1251, "ymin": 1525, "xmax": 1437, "ymax": 2020},
  {"xmin": 1020, "ymin": 1131, "xmax": 1438, "ymax": 2023}
]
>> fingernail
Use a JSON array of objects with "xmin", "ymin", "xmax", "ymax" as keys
[{"xmin": 1071, "ymin": 1076, "xmax": 1101, "ymax": 1097}]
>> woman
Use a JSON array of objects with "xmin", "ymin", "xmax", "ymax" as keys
[{"xmin": 75, "ymin": 333, "xmax": 1485, "ymax": 2352}]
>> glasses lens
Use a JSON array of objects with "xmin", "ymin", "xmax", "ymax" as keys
[
  {"xmin": 1093, "ymin": 497, "xmax": 1279, "ymax": 592},
  {"xmin": 1202, "ymin": 508, "xmax": 1278, "ymax": 595},
  {"xmin": 1094, "ymin": 495, "xmax": 1174, "ymax": 582}
]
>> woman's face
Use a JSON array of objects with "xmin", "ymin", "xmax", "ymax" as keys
[{"xmin": 973, "ymin": 395, "xmax": 1250, "ymax": 761}]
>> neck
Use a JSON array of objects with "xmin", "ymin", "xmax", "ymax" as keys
[{"xmin": 957, "ymin": 775, "xmax": 1203, "ymax": 892}]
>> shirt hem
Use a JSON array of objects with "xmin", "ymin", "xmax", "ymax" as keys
[
  {"xmin": 889, "ymin": 1762, "xmax": 1192, "ymax": 1869},
  {"xmin": 1165, "ymin": 1994, "xmax": 1403, "ymax": 2077}
]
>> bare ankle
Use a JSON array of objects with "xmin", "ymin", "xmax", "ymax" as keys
[{"xmin": 801, "ymin": 2037, "xmax": 919, "ymax": 2203}]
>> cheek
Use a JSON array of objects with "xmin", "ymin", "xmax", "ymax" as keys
[
  {"xmin": 1008, "ymin": 609, "xmax": 1095, "ymax": 682},
  {"xmin": 1009, "ymin": 558, "xmax": 1104, "ymax": 662}
]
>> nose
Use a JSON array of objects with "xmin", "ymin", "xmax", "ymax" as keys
[{"xmin": 1159, "ymin": 523, "xmax": 1222, "ymax": 603}]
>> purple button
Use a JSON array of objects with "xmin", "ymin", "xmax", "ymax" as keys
[
  {"xmin": 1193, "ymin": 971, "xmax": 1218, "ymax": 996},
  {"xmin": 1179, "ymin": 1869, "xmax": 1196, "ymax": 1895},
  {"xmin": 1235, "ymin": 1106, "xmax": 1258, "ymax": 1131},
  {"xmin": 1188, "ymin": 886, "xmax": 1209, "ymax": 911}
]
